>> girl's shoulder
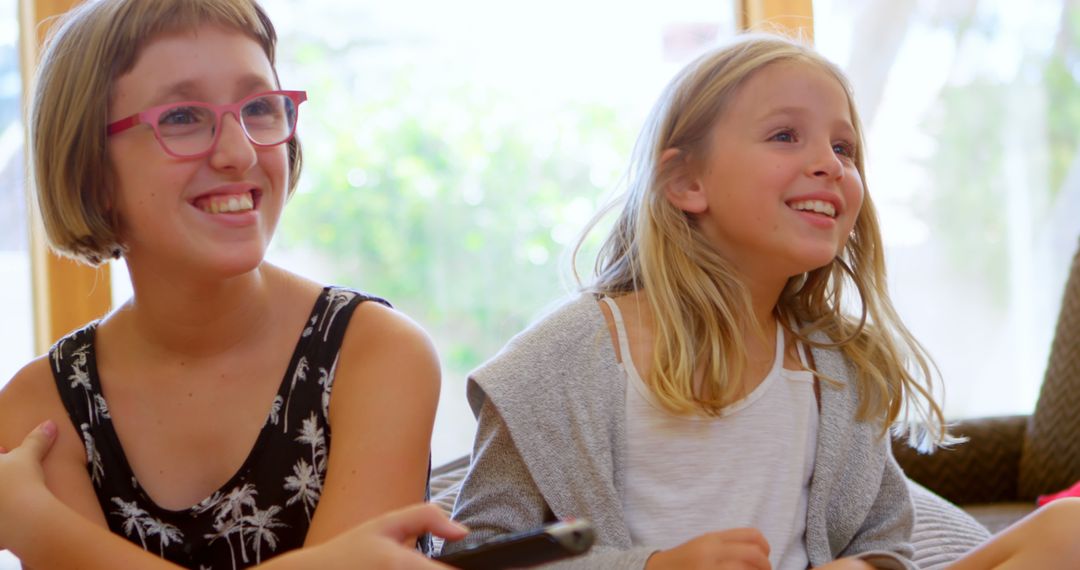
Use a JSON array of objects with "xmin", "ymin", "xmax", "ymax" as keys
[
  {"xmin": 468, "ymin": 293, "xmax": 624, "ymax": 413},
  {"xmin": 0, "ymin": 356, "xmax": 59, "ymax": 434},
  {"xmin": 0, "ymin": 355, "xmax": 98, "ymax": 517}
]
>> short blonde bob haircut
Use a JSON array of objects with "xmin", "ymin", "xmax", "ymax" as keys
[
  {"xmin": 30, "ymin": 0, "xmax": 302, "ymax": 266},
  {"xmin": 578, "ymin": 33, "xmax": 950, "ymax": 447}
]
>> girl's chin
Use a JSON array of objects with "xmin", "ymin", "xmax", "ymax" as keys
[
  {"xmin": 127, "ymin": 246, "xmax": 268, "ymax": 280},
  {"xmin": 789, "ymin": 252, "xmax": 843, "ymax": 277}
]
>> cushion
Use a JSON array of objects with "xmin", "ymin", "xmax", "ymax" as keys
[
  {"xmin": 961, "ymin": 502, "xmax": 1034, "ymax": 535},
  {"xmin": 909, "ymin": 481, "xmax": 991, "ymax": 569}
]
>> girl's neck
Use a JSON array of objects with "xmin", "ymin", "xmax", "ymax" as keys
[
  {"xmin": 736, "ymin": 271, "xmax": 785, "ymax": 339},
  {"xmin": 113, "ymin": 260, "xmax": 280, "ymax": 360}
]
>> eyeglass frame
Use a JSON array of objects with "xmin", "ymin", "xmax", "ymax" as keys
[{"xmin": 105, "ymin": 90, "xmax": 308, "ymax": 159}]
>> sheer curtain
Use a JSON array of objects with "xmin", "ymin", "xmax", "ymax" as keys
[
  {"xmin": 0, "ymin": 4, "xmax": 29, "ymax": 567},
  {"xmin": 0, "ymin": 0, "xmax": 32, "ymax": 389},
  {"xmin": 815, "ymin": 0, "xmax": 1080, "ymax": 418}
]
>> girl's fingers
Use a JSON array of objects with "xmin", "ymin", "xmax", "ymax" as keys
[
  {"xmin": 20, "ymin": 420, "xmax": 58, "ymax": 461},
  {"xmin": 367, "ymin": 504, "xmax": 469, "ymax": 543}
]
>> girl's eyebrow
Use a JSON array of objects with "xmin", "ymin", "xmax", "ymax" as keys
[
  {"xmin": 147, "ymin": 74, "xmax": 276, "ymax": 104},
  {"xmin": 147, "ymin": 79, "xmax": 202, "ymax": 103},
  {"xmin": 755, "ymin": 106, "xmax": 809, "ymax": 121},
  {"xmin": 756, "ymin": 106, "xmax": 856, "ymax": 136}
]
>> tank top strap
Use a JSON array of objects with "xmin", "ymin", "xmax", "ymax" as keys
[
  {"xmin": 782, "ymin": 316, "xmax": 811, "ymax": 369},
  {"xmin": 49, "ymin": 324, "xmax": 113, "ymax": 490},
  {"xmin": 49, "ymin": 323, "xmax": 108, "ymax": 429},
  {"xmin": 296, "ymin": 287, "xmax": 390, "ymax": 369},
  {"xmin": 276, "ymin": 287, "xmax": 389, "ymax": 431},
  {"xmin": 599, "ymin": 296, "xmax": 634, "ymax": 366},
  {"xmin": 769, "ymin": 318, "xmax": 786, "ymax": 373}
]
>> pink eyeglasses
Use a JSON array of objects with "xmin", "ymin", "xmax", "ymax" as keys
[{"xmin": 106, "ymin": 90, "xmax": 307, "ymax": 158}]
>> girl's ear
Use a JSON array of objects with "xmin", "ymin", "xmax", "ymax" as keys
[{"xmin": 660, "ymin": 148, "xmax": 708, "ymax": 214}]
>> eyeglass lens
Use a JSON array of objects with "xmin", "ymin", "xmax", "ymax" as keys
[{"xmin": 156, "ymin": 93, "xmax": 297, "ymax": 156}]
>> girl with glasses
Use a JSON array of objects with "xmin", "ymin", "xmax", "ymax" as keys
[{"xmin": 0, "ymin": 0, "xmax": 460, "ymax": 568}]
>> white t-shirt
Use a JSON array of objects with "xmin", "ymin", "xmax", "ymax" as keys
[{"xmin": 604, "ymin": 298, "xmax": 819, "ymax": 570}]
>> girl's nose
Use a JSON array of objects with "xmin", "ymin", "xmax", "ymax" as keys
[{"xmin": 209, "ymin": 113, "xmax": 258, "ymax": 172}]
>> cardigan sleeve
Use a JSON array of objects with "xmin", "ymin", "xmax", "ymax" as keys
[
  {"xmin": 839, "ymin": 438, "xmax": 918, "ymax": 570},
  {"xmin": 447, "ymin": 400, "xmax": 657, "ymax": 569}
]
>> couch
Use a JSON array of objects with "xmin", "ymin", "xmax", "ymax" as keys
[{"xmin": 893, "ymin": 238, "xmax": 1080, "ymax": 533}]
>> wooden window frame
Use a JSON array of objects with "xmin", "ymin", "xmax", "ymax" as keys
[
  {"xmin": 21, "ymin": 0, "xmax": 110, "ymax": 355},
  {"xmin": 739, "ymin": 0, "xmax": 814, "ymax": 42},
  {"xmin": 18, "ymin": 0, "xmax": 810, "ymax": 355}
]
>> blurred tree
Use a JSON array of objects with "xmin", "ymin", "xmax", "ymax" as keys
[{"xmin": 276, "ymin": 43, "xmax": 630, "ymax": 376}]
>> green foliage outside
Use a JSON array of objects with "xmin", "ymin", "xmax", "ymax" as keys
[
  {"xmin": 1045, "ymin": 6, "xmax": 1080, "ymax": 197},
  {"xmin": 276, "ymin": 50, "xmax": 631, "ymax": 378},
  {"xmin": 923, "ymin": 7, "xmax": 1080, "ymax": 305}
]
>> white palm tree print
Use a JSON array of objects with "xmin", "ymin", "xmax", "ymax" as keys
[
  {"xmin": 94, "ymin": 393, "xmax": 111, "ymax": 419},
  {"xmin": 268, "ymin": 395, "xmax": 283, "ymax": 426},
  {"xmin": 144, "ymin": 517, "xmax": 184, "ymax": 557},
  {"xmin": 68, "ymin": 344, "xmax": 97, "ymax": 424},
  {"xmin": 51, "ymin": 337, "xmax": 67, "ymax": 373},
  {"xmin": 295, "ymin": 413, "xmax": 327, "ymax": 475},
  {"xmin": 81, "ymin": 423, "xmax": 104, "ymax": 485},
  {"xmin": 242, "ymin": 506, "xmax": 286, "ymax": 564},
  {"xmin": 281, "ymin": 356, "xmax": 309, "ymax": 433},
  {"xmin": 301, "ymin": 314, "xmax": 316, "ymax": 339},
  {"xmin": 317, "ymin": 362, "xmax": 334, "ymax": 421},
  {"xmin": 192, "ymin": 491, "xmax": 224, "ymax": 515},
  {"xmin": 317, "ymin": 289, "xmax": 356, "ymax": 341},
  {"xmin": 111, "ymin": 497, "xmax": 150, "ymax": 549},
  {"xmin": 213, "ymin": 484, "xmax": 259, "ymax": 565},
  {"xmin": 283, "ymin": 459, "xmax": 321, "ymax": 521},
  {"xmin": 206, "ymin": 517, "xmax": 242, "ymax": 570},
  {"xmin": 199, "ymin": 483, "xmax": 265, "ymax": 570}
]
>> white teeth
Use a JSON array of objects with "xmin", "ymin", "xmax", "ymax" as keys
[
  {"xmin": 790, "ymin": 199, "xmax": 836, "ymax": 218},
  {"xmin": 199, "ymin": 193, "xmax": 255, "ymax": 214}
]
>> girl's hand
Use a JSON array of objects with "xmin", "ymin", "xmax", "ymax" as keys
[
  {"xmin": 0, "ymin": 420, "xmax": 59, "ymax": 547},
  {"xmin": 303, "ymin": 503, "xmax": 468, "ymax": 569},
  {"xmin": 645, "ymin": 528, "xmax": 772, "ymax": 570}
]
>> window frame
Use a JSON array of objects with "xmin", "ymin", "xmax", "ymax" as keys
[{"xmin": 21, "ymin": 0, "xmax": 111, "ymax": 354}]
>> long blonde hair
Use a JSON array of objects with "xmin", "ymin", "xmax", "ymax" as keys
[{"xmin": 577, "ymin": 34, "xmax": 948, "ymax": 445}]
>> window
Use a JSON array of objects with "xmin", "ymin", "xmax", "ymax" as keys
[
  {"xmin": 0, "ymin": 7, "xmax": 27, "ymax": 570},
  {"xmin": 814, "ymin": 0, "xmax": 1080, "ymax": 418},
  {"xmin": 0, "ymin": 0, "xmax": 32, "ymax": 387},
  {"xmin": 256, "ymin": 0, "xmax": 737, "ymax": 464}
]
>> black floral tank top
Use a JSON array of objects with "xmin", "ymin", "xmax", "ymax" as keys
[{"xmin": 49, "ymin": 287, "xmax": 396, "ymax": 569}]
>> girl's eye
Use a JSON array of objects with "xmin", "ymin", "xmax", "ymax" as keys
[
  {"xmin": 243, "ymin": 98, "xmax": 275, "ymax": 117},
  {"xmin": 160, "ymin": 107, "xmax": 202, "ymax": 125},
  {"xmin": 833, "ymin": 142, "xmax": 856, "ymax": 158},
  {"xmin": 770, "ymin": 129, "xmax": 797, "ymax": 143}
]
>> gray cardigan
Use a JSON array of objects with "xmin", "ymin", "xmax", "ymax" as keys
[
  {"xmin": 448, "ymin": 294, "xmax": 988, "ymax": 569},
  {"xmin": 447, "ymin": 293, "xmax": 928, "ymax": 570}
]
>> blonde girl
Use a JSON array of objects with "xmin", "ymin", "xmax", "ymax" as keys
[{"xmin": 445, "ymin": 34, "xmax": 1080, "ymax": 569}]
